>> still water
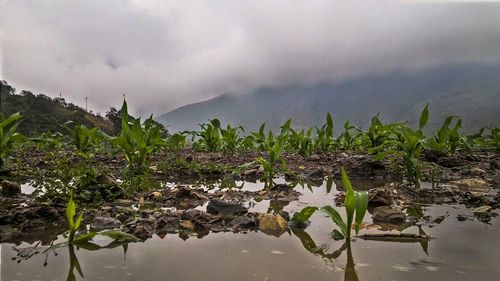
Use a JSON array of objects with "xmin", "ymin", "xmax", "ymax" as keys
[{"xmin": 2, "ymin": 179, "xmax": 499, "ymax": 281}]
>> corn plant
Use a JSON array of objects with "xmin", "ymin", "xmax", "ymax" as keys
[
  {"xmin": 364, "ymin": 113, "xmax": 403, "ymax": 149},
  {"xmin": 0, "ymin": 112, "xmax": 28, "ymax": 171},
  {"xmin": 255, "ymin": 130, "xmax": 286, "ymax": 187},
  {"xmin": 465, "ymin": 127, "xmax": 499, "ymax": 152},
  {"xmin": 286, "ymin": 127, "xmax": 314, "ymax": 157},
  {"xmin": 166, "ymin": 132, "xmax": 188, "ymax": 150},
  {"xmin": 192, "ymin": 119, "xmax": 222, "ymax": 152},
  {"xmin": 66, "ymin": 190, "xmax": 139, "ymax": 244},
  {"xmin": 243, "ymin": 122, "xmax": 267, "ymax": 150},
  {"xmin": 220, "ymin": 124, "xmax": 244, "ymax": 153},
  {"xmin": 427, "ymin": 115, "xmax": 465, "ymax": 154},
  {"xmin": 338, "ymin": 121, "xmax": 363, "ymax": 151},
  {"xmin": 313, "ymin": 112, "xmax": 336, "ymax": 152},
  {"xmin": 64, "ymin": 121, "xmax": 106, "ymax": 159},
  {"xmin": 111, "ymin": 100, "xmax": 166, "ymax": 175},
  {"xmin": 290, "ymin": 168, "xmax": 368, "ymax": 240},
  {"xmin": 372, "ymin": 104, "xmax": 429, "ymax": 188}
]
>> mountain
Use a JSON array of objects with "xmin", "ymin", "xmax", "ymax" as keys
[
  {"xmin": 158, "ymin": 64, "xmax": 500, "ymax": 134},
  {"xmin": 1, "ymin": 80, "xmax": 117, "ymax": 136}
]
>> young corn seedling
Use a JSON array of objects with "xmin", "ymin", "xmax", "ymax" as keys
[
  {"xmin": 0, "ymin": 112, "xmax": 28, "ymax": 171},
  {"xmin": 255, "ymin": 130, "xmax": 286, "ymax": 188},
  {"xmin": 372, "ymin": 104, "xmax": 430, "ymax": 189},
  {"xmin": 427, "ymin": 115, "xmax": 465, "ymax": 154},
  {"xmin": 111, "ymin": 100, "xmax": 166, "ymax": 175},
  {"xmin": 192, "ymin": 119, "xmax": 222, "ymax": 152},
  {"xmin": 220, "ymin": 124, "xmax": 244, "ymax": 154},
  {"xmin": 63, "ymin": 121, "xmax": 106, "ymax": 159},
  {"xmin": 65, "ymin": 190, "xmax": 139, "ymax": 244},
  {"xmin": 290, "ymin": 167, "xmax": 368, "ymax": 240},
  {"xmin": 313, "ymin": 112, "xmax": 336, "ymax": 152}
]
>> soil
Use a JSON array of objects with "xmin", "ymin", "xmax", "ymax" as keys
[{"xmin": 1, "ymin": 147, "xmax": 499, "ymax": 243}]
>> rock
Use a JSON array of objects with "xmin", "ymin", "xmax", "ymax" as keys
[
  {"xmin": 1, "ymin": 180, "xmax": 21, "ymax": 197},
  {"xmin": 473, "ymin": 205, "xmax": 492, "ymax": 214},
  {"xmin": 492, "ymin": 175, "xmax": 500, "ymax": 189},
  {"xmin": 243, "ymin": 168, "xmax": 263, "ymax": 178},
  {"xmin": 457, "ymin": 214, "xmax": 467, "ymax": 221},
  {"xmin": 490, "ymin": 159, "xmax": 500, "ymax": 170},
  {"xmin": 132, "ymin": 225, "xmax": 153, "ymax": 240},
  {"xmin": 372, "ymin": 206, "xmax": 406, "ymax": 223},
  {"xmin": 368, "ymin": 188, "xmax": 393, "ymax": 206},
  {"xmin": 338, "ymin": 152, "xmax": 349, "ymax": 158},
  {"xmin": 91, "ymin": 216, "xmax": 121, "ymax": 231},
  {"xmin": 304, "ymin": 169, "xmax": 325, "ymax": 182},
  {"xmin": 229, "ymin": 216, "xmax": 255, "ymax": 230},
  {"xmin": 155, "ymin": 217, "xmax": 178, "ymax": 237},
  {"xmin": 470, "ymin": 167, "xmax": 486, "ymax": 176},
  {"xmin": 0, "ymin": 225, "xmax": 15, "ymax": 241},
  {"xmin": 150, "ymin": 191, "xmax": 162, "ymax": 198},
  {"xmin": 277, "ymin": 210, "xmax": 290, "ymax": 221},
  {"xmin": 179, "ymin": 220, "xmax": 195, "ymax": 231},
  {"xmin": 340, "ymin": 155, "xmax": 386, "ymax": 179},
  {"xmin": 437, "ymin": 155, "xmax": 465, "ymax": 168},
  {"xmin": 447, "ymin": 178, "xmax": 490, "ymax": 192},
  {"xmin": 206, "ymin": 200, "xmax": 247, "ymax": 216},
  {"xmin": 258, "ymin": 214, "xmax": 288, "ymax": 236},
  {"xmin": 96, "ymin": 173, "xmax": 117, "ymax": 185}
]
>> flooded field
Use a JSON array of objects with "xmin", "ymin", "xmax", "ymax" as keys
[{"xmin": 2, "ymin": 179, "xmax": 499, "ymax": 281}]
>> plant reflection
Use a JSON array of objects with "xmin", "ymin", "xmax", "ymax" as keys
[
  {"xmin": 12, "ymin": 236, "xmax": 134, "ymax": 281},
  {"xmin": 291, "ymin": 227, "xmax": 358, "ymax": 280}
]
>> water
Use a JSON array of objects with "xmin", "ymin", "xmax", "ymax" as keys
[{"xmin": 2, "ymin": 179, "xmax": 499, "ymax": 281}]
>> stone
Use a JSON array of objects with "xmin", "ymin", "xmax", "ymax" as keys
[
  {"xmin": 150, "ymin": 191, "xmax": 162, "ymax": 198},
  {"xmin": 258, "ymin": 214, "xmax": 288, "ymax": 236},
  {"xmin": 470, "ymin": 167, "xmax": 486, "ymax": 176},
  {"xmin": 368, "ymin": 188, "xmax": 393, "ymax": 206},
  {"xmin": 447, "ymin": 178, "xmax": 490, "ymax": 192},
  {"xmin": 304, "ymin": 169, "xmax": 325, "ymax": 181},
  {"xmin": 179, "ymin": 220, "xmax": 195, "ymax": 230},
  {"xmin": 473, "ymin": 205, "xmax": 492, "ymax": 214},
  {"xmin": 1, "ymin": 180, "xmax": 21, "ymax": 197},
  {"xmin": 96, "ymin": 174, "xmax": 117, "ymax": 185},
  {"xmin": 206, "ymin": 200, "xmax": 247, "ymax": 216},
  {"xmin": 91, "ymin": 216, "xmax": 121, "ymax": 231},
  {"xmin": 132, "ymin": 225, "xmax": 153, "ymax": 240},
  {"xmin": 340, "ymin": 155, "xmax": 386, "ymax": 179},
  {"xmin": 490, "ymin": 159, "xmax": 500, "ymax": 170},
  {"xmin": 437, "ymin": 155, "xmax": 465, "ymax": 168},
  {"xmin": 229, "ymin": 216, "xmax": 255, "ymax": 229},
  {"xmin": 372, "ymin": 206, "xmax": 406, "ymax": 223}
]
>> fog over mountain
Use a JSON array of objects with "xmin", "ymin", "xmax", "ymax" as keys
[
  {"xmin": 2, "ymin": 1, "xmax": 500, "ymax": 117},
  {"xmin": 159, "ymin": 63, "xmax": 500, "ymax": 133}
]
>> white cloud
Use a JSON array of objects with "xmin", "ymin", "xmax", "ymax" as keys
[{"xmin": 2, "ymin": 0, "xmax": 500, "ymax": 116}]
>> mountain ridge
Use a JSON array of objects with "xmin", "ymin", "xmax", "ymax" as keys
[{"xmin": 158, "ymin": 63, "xmax": 500, "ymax": 134}]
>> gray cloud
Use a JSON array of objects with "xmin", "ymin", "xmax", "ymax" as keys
[{"xmin": 1, "ymin": 1, "xmax": 500, "ymax": 116}]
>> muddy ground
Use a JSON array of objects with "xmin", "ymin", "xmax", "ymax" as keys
[{"xmin": 1, "ymin": 147, "xmax": 499, "ymax": 244}]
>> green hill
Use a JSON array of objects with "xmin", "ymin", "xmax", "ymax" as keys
[{"xmin": 1, "ymin": 80, "xmax": 117, "ymax": 136}]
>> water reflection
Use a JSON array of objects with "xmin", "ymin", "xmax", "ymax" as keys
[
  {"xmin": 12, "ymin": 235, "xmax": 134, "ymax": 281},
  {"xmin": 291, "ymin": 227, "xmax": 359, "ymax": 280}
]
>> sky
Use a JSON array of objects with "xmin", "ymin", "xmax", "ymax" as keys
[{"xmin": 1, "ymin": 0, "xmax": 500, "ymax": 116}]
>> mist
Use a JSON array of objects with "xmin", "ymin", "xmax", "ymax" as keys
[{"xmin": 1, "ymin": 1, "xmax": 500, "ymax": 116}]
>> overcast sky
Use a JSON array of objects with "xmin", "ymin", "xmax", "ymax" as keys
[{"xmin": 1, "ymin": 1, "xmax": 500, "ymax": 116}]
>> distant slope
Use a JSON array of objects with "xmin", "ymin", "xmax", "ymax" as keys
[
  {"xmin": 1, "ymin": 80, "xmax": 116, "ymax": 136},
  {"xmin": 159, "ymin": 64, "xmax": 500, "ymax": 133}
]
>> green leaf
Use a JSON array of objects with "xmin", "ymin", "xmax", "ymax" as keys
[
  {"xmin": 354, "ymin": 191, "xmax": 368, "ymax": 234},
  {"xmin": 419, "ymin": 103, "xmax": 429, "ymax": 130},
  {"xmin": 66, "ymin": 191, "xmax": 76, "ymax": 229},
  {"xmin": 320, "ymin": 205, "xmax": 347, "ymax": 237},
  {"xmin": 331, "ymin": 229, "xmax": 345, "ymax": 241},
  {"xmin": 290, "ymin": 206, "xmax": 319, "ymax": 225},
  {"xmin": 98, "ymin": 230, "xmax": 140, "ymax": 242}
]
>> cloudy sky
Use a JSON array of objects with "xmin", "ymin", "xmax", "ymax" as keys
[{"xmin": 1, "ymin": 1, "xmax": 500, "ymax": 116}]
